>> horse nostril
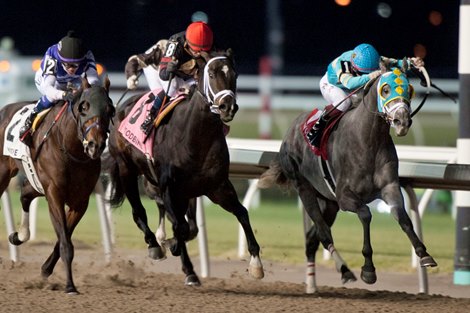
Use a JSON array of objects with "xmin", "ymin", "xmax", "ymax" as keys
[
  {"xmin": 219, "ymin": 103, "xmax": 227, "ymax": 112},
  {"xmin": 393, "ymin": 119, "xmax": 401, "ymax": 126}
]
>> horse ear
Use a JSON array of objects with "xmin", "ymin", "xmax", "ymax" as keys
[
  {"xmin": 81, "ymin": 77, "xmax": 91, "ymax": 89},
  {"xmin": 226, "ymin": 48, "xmax": 234, "ymax": 59},
  {"xmin": 103, "ymin": 75, "xmax": 111, "ymax": 92},
  {"xmin": 379, "ymin": 59, "xmax": 387, "ymax": 73},
  {"xmin": 400, "ymin": 57, "xmax": 409, "ymax": 72}
]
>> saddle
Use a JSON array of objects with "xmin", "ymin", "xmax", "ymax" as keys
[
  {"xmin": 118, "ymin": 90, "xmax": 187, "ymax": 158},
  {"xmin": 301, "ymin": 107, "xmax": 345, "ymax": 160}
]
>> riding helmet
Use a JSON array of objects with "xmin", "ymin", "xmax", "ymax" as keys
[
  {"xmin": 350, "ymin": 43, "xmax": 380, "ymax": 74},
  {"xmin": 185, "ymin": 21, "xmax": 213, "ymax": 52},
  {"xmin": 58, "ymin": 30, "xmax": 87, "ymax": 62}
]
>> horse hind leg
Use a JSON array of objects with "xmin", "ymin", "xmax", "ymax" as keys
[
  {"xmin": 304, "ymin": 196, "xmax": 355, "ymax": 293},
  {"xmin": 8, "ymin": 182, "xmax": 38, "ymax": 245}
]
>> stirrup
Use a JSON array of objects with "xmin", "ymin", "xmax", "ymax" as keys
[{"xmin": 141, "ymin": 116, "xmax": 155, "ymax": 135}]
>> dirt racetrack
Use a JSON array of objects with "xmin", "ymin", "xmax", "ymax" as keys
[{"xmin": 1, "ymin": 241, "xmax": 469, "ymax": 313}]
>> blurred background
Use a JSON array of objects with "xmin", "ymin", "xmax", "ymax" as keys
[{"xmin": 0, "ymin": 0, "xmax": 463, "ymax": 271}]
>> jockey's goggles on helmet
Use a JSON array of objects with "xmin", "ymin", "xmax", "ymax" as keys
[{"xmin": 62, "ymin": 62, "xmax": 79, "ymax": 70}]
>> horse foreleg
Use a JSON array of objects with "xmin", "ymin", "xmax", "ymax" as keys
[
  {"xmin": 382, "ymin": 185, "xmax": 437, "ymax": 267},
  {"xmin": 207, "ymin": 180, "xmax": 264, "ymax": 279},
  {"xmin": 356, "ymin": 204, "xmax": 377, "ymax": 284},
  {"xmin": 186, "ymin": 198, "xmax": 199, "ymax": 241},
  {"xmin": 44, "ymin": 193, "xmax": 80, "ymax": 294}
]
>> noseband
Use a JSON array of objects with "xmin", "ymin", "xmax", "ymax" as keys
[{"xmin": 202, "ymin": 56, "xmax": 236, "ymax": 114}]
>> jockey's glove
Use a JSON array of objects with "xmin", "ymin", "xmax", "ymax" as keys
[
  {"xmin": 166, "ymin": 61, "xmax": 178, "ymax": 74},
  {"xmin": 368, "ymin": 70, "xmax": 381, "ymax": 80},
  {"xmin": 410, "ymin": 57, "xmax": 424, "ymax": 68},
  {"xmin": 63, "ymin": 90, "xmax": 75, "ymax": 103},
  {"xmin": 127, "ymin": 74, "xmax": 139, "ymax": 90}
]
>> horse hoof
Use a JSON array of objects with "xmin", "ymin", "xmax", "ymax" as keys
[
  {"xmin": 8, "ymin": 233, "xmax": 23, "ymax": 246},
  {"xmin": 185, "ymin": 274, "xmax": 201, "ymax": 286},
  {"xmin": 360, "ymin": 270, "xmax": 377, "ymax": 284},
  {"xmin": 420, "ymin": 256, "xmax": 438, "ymax": 267},
  {"xmin": 65, "ymin": 287, "xmax": 80, "ymax": 295},
  {"xmin": 341, "ymin": 271, "xmax": 357, "ymax": 284},
  {"xmin": 249, "ymin": 266, "xmax": 264, "ymax": 279},
  {"xmin": 148, "ymin": 247, "xmax": 166, "ymax": 261}
]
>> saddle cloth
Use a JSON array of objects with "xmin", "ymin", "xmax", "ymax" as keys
[
  {"xmin": 118, "ymin": 89, "xmax": 186, "ymax": 158},
  {"xmin": 301, "ymin": 107, "xmax": 344, "ymax": 160},
  {"xmin": 3, "ymin": 105, "xmax": 45, "ymax": 194}
]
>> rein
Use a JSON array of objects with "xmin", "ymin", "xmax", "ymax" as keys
[{"xmin": 202, "ymin": 56, "xmax": 235, "ymax": 114}]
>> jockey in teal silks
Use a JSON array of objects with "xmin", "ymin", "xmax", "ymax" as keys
[{"xmin": 307, "ymin": 43, "xmax": 424, "ymax": 147}]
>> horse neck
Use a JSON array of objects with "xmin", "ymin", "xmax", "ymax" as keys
[
  {"xmin": 182, "ymin": 90, "xmax": 224, "ymax": 141},
  {"xmin": 350, "ymin": 88, "xmax": 391, "ymax": 146}
]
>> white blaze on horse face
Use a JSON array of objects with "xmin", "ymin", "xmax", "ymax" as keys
[{"xmin": 222, "ymin": 64, "xmax": 229, "ymax": 77}]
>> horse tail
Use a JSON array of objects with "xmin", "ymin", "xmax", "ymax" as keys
[
  {"xmin": 258, "ymin": 159, "xmax": 291, "ymax": 190},
  {"xmin": 102, "ymin": 152, "xmax": 126, "ymax": 208}
]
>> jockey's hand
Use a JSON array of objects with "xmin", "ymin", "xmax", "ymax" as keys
[
  {"xmin": 410, "ymin": 57, "xmax": 424, "ymax": 68},
  {"xmin": 63, "ymin": 90, "xmax": 75, "ymax": 103},
  {"xmin": 368, "ymin": 70, "xmax": 381, "ymax": 80},
  {"xmin": 127, "ymin": 74, "xmax": 139, "ymax": 90},
  {"xmin": 166, "ymin": 61, "xmax": 178, "ymax": 74}
]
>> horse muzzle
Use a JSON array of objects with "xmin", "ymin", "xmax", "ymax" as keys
[{"xmin": 390, "ymin": 105, "xmax": 412, "ymax": 137}]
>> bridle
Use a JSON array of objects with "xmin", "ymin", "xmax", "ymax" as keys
[{"xmin": 202, "ymin": 56, "xmax": 236, "ymax": 114}]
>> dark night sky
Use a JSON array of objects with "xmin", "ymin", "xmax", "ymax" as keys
[{"xmin": 0, "ymin": 0, "xmax": 460, "ymax": 78}]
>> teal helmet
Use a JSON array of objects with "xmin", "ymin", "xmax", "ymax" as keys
[{"xmin": 351, "ymin": 43, "xmax": 380, "ymax": 73}]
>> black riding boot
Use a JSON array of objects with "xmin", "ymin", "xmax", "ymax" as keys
[
  {"xmin": 19, "ymin": 107, "xmax": 39, "ymax": 143},
  {"xmin": 141, "ymin": 93, "xmax": 165, "ymax": 135},
  {"xmin": 307, "ymin": 117, "xmax": 327, "ymax": 147}
]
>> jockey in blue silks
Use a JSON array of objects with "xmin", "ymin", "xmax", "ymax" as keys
[
  {"xmin": 19, "ymin": 30, "xmax": 100, "ymax": 144},
  {"xmin": 307, "ymin": 43, "xmax": 424, "ymax": 147}
]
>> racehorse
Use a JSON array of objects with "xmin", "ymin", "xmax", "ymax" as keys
[
  {"xmin": 106, "ymin": 49, "xmax": 264, "ymax": 285},
  {"xmin": 258, "ymin": 64, "xmax": 437, "ymax": 293},
  {"xmin": 0, "ymin": 78, "xmax": 114, "ymax": 294}
]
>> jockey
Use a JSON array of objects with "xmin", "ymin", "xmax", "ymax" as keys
[
  {"xmin": 19, "ymin": 30, "xmax": 100, "ymax": 143},
  {"xmin": 125, "ymin": 21, "xmax": 214, "ymax": 135},
  {"xmin": 307, "ymin": 43, "xmax": 424, "ymax": 147}
]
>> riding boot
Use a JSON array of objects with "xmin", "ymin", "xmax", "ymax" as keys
[
  {"xmin": 19, "ymin": 106, "xmax": 40, "ymax": 144},
  {"xmin": 307, "ymin": 105, "xmax": 343, "ymax": 147},
  {"xmin": 141, "ymin": 93, "xmax": 165, "ymax": 135}
]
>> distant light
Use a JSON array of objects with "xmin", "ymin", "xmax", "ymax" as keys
[
  {"xmin": 32, "ymin": 59, "xmax": 41, "ymax": 71},
  {"xmin": 96, "ymin": 63, "xmax": 105, "ymax": 76},
  {"xmin": 0, "ymin": 60, "xmax": 11, "ymax": 72},
  {"xmin": 377, "ymin": 2, "xmax": 392, "ymax": 18},
  {"xmin": 335, "ymin": 0, "xmax": 351, "ymax": 7},
  {"xmin": 413, "ymin": 44, "xmax": 427, "ymax": 59},
  {"xmin": 429, "ymin": 10, "xmax": 442, "ymax": 26},
  {"xmin": 191, "ymin": 11, "xmax": 209, "ymax": 23}
]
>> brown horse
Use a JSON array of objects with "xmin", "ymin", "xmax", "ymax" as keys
[
  {"xmin": 0, "ymin": 78, "xmax": 114, "ymax": 294},
  {"xmin": 106, "ymin": 50, "xmax": 264, "ymax": 286}
]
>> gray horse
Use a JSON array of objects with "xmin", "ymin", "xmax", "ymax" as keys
[{"xmin": 258, "ymin": 65, "xmax": 437, "ymax": 293}]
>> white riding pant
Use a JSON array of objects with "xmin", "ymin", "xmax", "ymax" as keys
[
  {"xmin": 319, "ymin": 73, "xmax": 352, "ymax": 112},
  {"xmin": 150, "ymin": 68, "xmax": 196, "ymax": 97}
]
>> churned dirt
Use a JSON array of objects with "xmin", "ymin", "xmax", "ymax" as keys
[{"xmin": 0, "ymin": 242, "xmax": 469, "ymax": 313}]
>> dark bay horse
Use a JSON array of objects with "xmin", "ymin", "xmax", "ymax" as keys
[
  {"xmin": 107, "ymin": 50, "xmax": 264, "ymax": 285},
  {"xmin": 258, "ymin": 65, "xmax": 437, "ymax": 293},
  {"xmin": 0, "ymin": 78, "xmax": 114, "ymax": 294}
]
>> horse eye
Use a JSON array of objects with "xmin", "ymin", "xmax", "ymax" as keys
[{"xmin": 381, "ymin": 85, "xmax": 391, "ymax": 97}]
